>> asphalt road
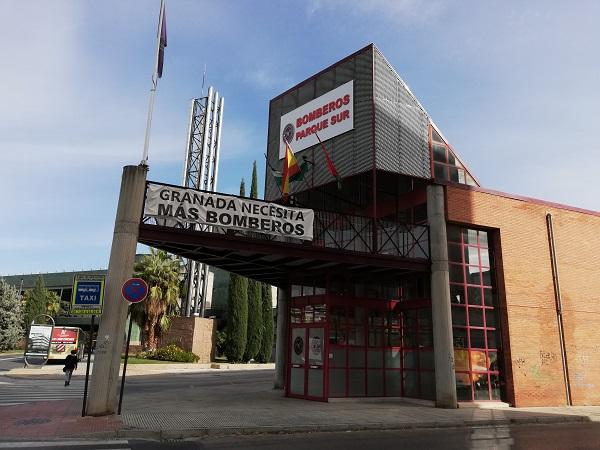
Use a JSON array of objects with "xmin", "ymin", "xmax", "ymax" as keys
[
  {"xmin": 2, "ymin": 424, "xmax": 600, "ymax": 449},
  {"xmin": 202, "ymin": 424, "xmax": 600, "ymax": 449},
  {"xmin": 0, "ymin": 366, "xmax": 274, "ymax": 406},
  {"xmin": 2, "ymin": 365, "xmax": 600, "ymax": 449},
  {"xmin": 204, "ymin": 424, "xmax": 600, "ymax": 449},
  {"xmin": 0, "ymin": 353, "xmax": 24, "ymax": 372}
]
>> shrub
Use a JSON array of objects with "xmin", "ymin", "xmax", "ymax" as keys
[
  {"xmin": 149, "ymin": 343, "xmax": 199, "ymax": 363},
  {"xmin": 135, "ymin": 350, "xmax": 154, "ymax": 359}
]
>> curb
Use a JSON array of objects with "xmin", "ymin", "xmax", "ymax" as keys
[
  {"xmin": 105, "ymin": 413, "xmax": 590, "ymax": 441},
  {"xmin": 0, "ymin": 414, "xmax": 589, "ymax": 443}
]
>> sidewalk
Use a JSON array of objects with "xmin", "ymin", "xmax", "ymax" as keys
[
  {"xmin": 2, "ymin": 365, "xmax": 600, "ymax": 442},
  {"xmin": 0, "ymin": 400, "xmax": 120, "ymax": 440},
  {"xmin": 120, "ymin": 389, "xmax": 600, "ymax": 441}
]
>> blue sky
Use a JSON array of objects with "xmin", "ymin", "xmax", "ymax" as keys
[{"xmin": 1, "ymin": 1, "xmax": 598, "ymax": 275}]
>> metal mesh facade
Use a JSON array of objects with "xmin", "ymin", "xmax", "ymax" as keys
[
  {"xmin": 265, "ymin": 44, "xmax": 432, "ymax": 201},
  {"xmin": 373, "ymin": 48, "xmax": 431, "ymax": 178},
  {"xmin": 265, "ymin": 46, "xmax": 374, "ymax": 201}
]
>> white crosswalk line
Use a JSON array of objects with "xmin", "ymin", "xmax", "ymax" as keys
[{"xmin": 0, "ymin": 381, "xmax": 86, "ymax": 404}]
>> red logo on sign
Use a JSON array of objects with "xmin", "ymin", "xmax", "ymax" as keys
[{"xmin": 51, "ymin": 328, "xmax": 78, "ymax": 344}]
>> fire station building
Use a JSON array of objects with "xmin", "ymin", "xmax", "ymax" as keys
[{"xmin": 140, "ymin": 43, "xmax": 600, "ymax": 408}]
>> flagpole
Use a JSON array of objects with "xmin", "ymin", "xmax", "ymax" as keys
[
  {"xmin": 264, "ymin": 153, "xmax": 285, "ymax": 198},
  {"xmin": 315, "ymin": 132, "xmax": 341, "ymax": 189},
  {"xmin": 141, "ymin": 0, "xmax": 165, "ymax": 166},
  {"xmin": 141, "ymin": 76, "xmax": 158, "ymax": 166}
]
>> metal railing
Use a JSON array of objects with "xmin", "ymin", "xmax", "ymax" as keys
[{"xmin": 142, "ymin": 208, "xmax": 429, "ymax": 260}]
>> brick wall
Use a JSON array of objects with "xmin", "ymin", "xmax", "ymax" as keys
[
  {"xmin": 159, "ymin": 317, "xmax": 216, "ymax": 363},
  {"xmin": 192, "ymin": 318, "xmax": 217, "ymax": 363},
  {"xmin": 446, "ymin": 185, "xmax": 600, "ymax": 407}
]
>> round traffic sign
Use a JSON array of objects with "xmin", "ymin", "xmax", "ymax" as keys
[{"xmin": 121, "ymin": 278, "xmax": 149, "ymax": 303}]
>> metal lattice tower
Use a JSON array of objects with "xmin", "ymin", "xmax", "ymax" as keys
[{"xmin": 181, "ymin": 86, "xmax": 224, "ymax": 317}]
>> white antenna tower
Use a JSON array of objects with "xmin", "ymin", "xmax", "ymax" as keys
[{"xmin": 181, "ymin": 86, "xmax": 224, "ymax": 317}]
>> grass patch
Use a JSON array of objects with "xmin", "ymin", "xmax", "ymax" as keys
[{"xmin": 121, "ymin": 357, "xmax": 178, "ymax": 364}]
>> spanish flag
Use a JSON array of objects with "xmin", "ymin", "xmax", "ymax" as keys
[{"xmin": 281, "ymin": 142, "xmax": 300, "ymax": 198}]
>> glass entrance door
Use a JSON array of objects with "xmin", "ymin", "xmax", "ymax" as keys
[
  {"xmin": 307, "ymin": 327, "xmax": 325, "ymax": 399},
  {"xmin": 288, "ymin": 325, "xmax": 326, "ymax": 401}
]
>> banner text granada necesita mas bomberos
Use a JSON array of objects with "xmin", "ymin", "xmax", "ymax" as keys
[{"xmin": 144, "ymin": 183, "xmax": 314, "ymax": 241}]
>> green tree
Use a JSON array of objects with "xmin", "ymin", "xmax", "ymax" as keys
[
  {"xmin": 244, "ymin": 161, "xmax": 263, "ymax": 361},
  {"xmin": 244, "ymin": 279, "xmax": 262, "ymax": 361},
  {"xmin": 224, "ymin": 179, "xmax": 249, "ymax": 362},
  {"xmin": 132, "ymin": 249, "xmax": 181, "ymax": 351},
  {"xmin": 257, "ymin": 284, "xmax": 274, "ymax": 363},
  {"xmin": 23, "ymin": 276, "xmax": 50, "ymax": 331},
  {"xmin": 46, "ymin": 291, "xmax": 62, "ymax": 318},
  {"xmin": 244, "ymin": 162, "xmax": 263, "ymax": 361},
  {"xmin": 0, "ymin": 279, "xmax": 24, "ymax": 351},
  {"xmin": 224, "ymin": 271, "xmax": 248, "ymax": 362},
  {"xmin": 250, "ymin": 160, "xmax": 258, "ymax": 199}
]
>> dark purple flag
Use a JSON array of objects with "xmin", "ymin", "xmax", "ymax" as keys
[{"xmin": 157, "ymin": 4, "xmax": 167, "ymax": 78}]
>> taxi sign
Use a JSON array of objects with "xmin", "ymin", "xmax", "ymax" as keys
[
  {"xmin": 71, "ymin": 274, "xmax": 105, "ymax": 315},
  {"xmin": 121, "ymin": 278, "xmax": 149, "ymax": 303}
]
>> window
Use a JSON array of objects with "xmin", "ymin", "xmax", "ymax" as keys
[
  {"xmin": 327, "ymin": 300, "xmax": 434, "ymax": 400},
  {"xmin": 448, "ymin": 226, "xmax": 502, "ymax": 401},
  {"xmin": 429, "ymin": 125, "xmax": 478, "ymax": 187}
]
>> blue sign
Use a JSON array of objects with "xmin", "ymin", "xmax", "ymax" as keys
[
  {"xmin": 122, "ymin": 278, "xmax": 149, "ymax": 303},
  {"xmin": 71, "ymin": 275, "xmax": 105, "ymax": 315}
]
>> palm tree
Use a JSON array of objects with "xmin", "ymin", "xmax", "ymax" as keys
[{"xmin": 132, "ymin": 249, "xmax": 181, "ymax": 351}]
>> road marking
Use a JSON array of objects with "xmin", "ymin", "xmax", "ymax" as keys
[
  {"xmin": 0, "ymin": 383, "xmax": 85, "ymax": 404},
  {"xmin": 0, "ymin": 357, "xmax": 21, "ymax": 361}
]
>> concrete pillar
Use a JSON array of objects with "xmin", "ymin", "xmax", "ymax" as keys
[
  {"xmin": 87, "ymin": 165, "xmax": 147, "ymax": 416},
  {"xmin": 273, "ymin": 288, "xmax": 289, "ymax": 390},
  {"xmin": 427, "ymin": 185, "xmax": 458, "ymax": 408}
]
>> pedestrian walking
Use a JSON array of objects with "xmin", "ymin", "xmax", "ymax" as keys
[{"xmin": 63, "ymin": 349, "xmax": 78, "ymax": 386}]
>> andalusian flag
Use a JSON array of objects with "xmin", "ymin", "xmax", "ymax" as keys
[
  {"xmin": 271, "ymin": 161, "xmax": 308, "ymax": 187},
  {"xmin": 266, "ymin": 155, "xmax": 308, "ymax": 191},
  {"xmin": 281, "ymin": 142, "xmax": 301, "ymax": 198}
]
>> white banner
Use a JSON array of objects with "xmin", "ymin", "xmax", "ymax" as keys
[
  {"xmin": 279, "ymin": 80, "xmax": 354, "ymax": 159},
  {"xmin": 144, "ymin": 183, "xmax": 314, "ymax": 241},
  {"xmin": 26, "ymin": 325, "xmax": 52, "ymax": 355}
]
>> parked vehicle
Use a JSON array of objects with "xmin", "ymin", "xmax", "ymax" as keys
[{"xmin": 47, "ymin": 327, "xmax": 86, "ymax": 361}]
